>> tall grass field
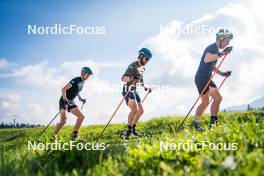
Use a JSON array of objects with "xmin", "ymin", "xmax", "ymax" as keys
[{"xmin": 0, "ymin": 111, "xmax": 263, "ymax": 176}]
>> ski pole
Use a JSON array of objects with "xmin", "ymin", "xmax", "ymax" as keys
[
  {"xmin": 35, "ymin": 111, "xmax": 60, "ymax": 141},
  {"xmin": 176, "ymin": 54, "xmax": 229, "ymax": 132},
  {"xmin": 81, "ymin": 101, "xmax": 86, "ymax": 110},
  {"xmin": 96, "ymin": 82, "xmax": 136, "ymax": 141},
  {"xmin": 35, "ymin": 100, "xmax": 86, "ymax": 141},
  {"xmin": 201, "ymin": 76, "xmax": 228, "ymax": 115},
  {"xmin": 142, "ymin": 89, "xmax": 152, "ymax": 103}
]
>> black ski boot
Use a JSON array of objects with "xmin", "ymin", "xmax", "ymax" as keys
[
  {"xmin": 120, "ymin": 130, "xmax": 131, "ymax": 140},
  {"xmin": 120, "ymin": 125, "xmax": 133, "ymax": 140},
  {"xmin": 71, "ymin": 131, "xmax": 85, "ymax": 142},
  {"xmin": 191, "ymin": 120, "xmax": 204, "ymax": 131},
  {"xmin": 71, "ymin": 131, "xmax": 78, "ymax": 141},
  {"xmin": 132, "ymin": 124, "xmax": 142, "ymax": 137}
]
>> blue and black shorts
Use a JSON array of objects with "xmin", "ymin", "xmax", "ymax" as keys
[
  {"xmin": 122, "ymin": 90, "xmax": 141, "ymax": 105},
  {"xmin": 59, "ymin": 97, "xmax": 77, "ymax": 112}
]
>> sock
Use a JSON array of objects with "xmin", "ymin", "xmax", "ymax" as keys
[
  {"xmin": 210, "ymin": 116, "xmax": 217, "ymax": 125},
  {"xmin": 127, "ymin": 125, "xmax": 133, "ymax": 132},
  {"xmin": 214, "ymin": 116, "xmax": 218, "ymax": 125},
  {"xmin": 194, "ymin": 116, "xmax": 200, "ymax": 122}
]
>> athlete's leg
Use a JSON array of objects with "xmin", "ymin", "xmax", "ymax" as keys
[
  {"xmin": 131, "ymin": 102, "xmax": 144, "ymax": 136},
  {"xmin": 127, "ymin": 99, "xmax": 138, "ymax": 126},
  {"xmin": 208, "ymin": 87, "xmax": 222, "ymax": 116},
  {"xmin": 70, "ymin": 107, "xmax": 85, "ymax": 132},
  {"xmin": 121, "ymin": 99, "xmax": 138, "ymax": 139},
  {"xmin": 133, "ymin": 102, "xmax": 144, "ymax": 125},
  {"xmin": 195, "ymin": 94, "xmax": 209, "ymax": 117},
  {"xmin": 191, "ymin": 94, "xmax": 209, "ymax": 131},
  {"xmin": 54, "ymin": 109, "xmax": 67, "ymax": 135}
]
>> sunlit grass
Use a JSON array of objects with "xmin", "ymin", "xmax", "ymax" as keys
[{"xmin": 0, "ymin": 110, "xmax": 263, "ymax": 175}]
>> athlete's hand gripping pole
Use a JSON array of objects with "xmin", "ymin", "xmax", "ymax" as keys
[{"xmin": 142, "ymin": 87, "xmax": 152, "ymax": 103}]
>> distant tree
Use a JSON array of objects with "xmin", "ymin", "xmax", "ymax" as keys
[
  {"xmin": 247, "ymin": 104, "xmax": 252, "ymax": 111},
  {"xmin": 0, "ymin": 121, "xmax": 44, "ymax": 129}
]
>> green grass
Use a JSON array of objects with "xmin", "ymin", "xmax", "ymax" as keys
[{"xmin": 0, "ymin": 111, "xmax": 264, "ymax": 176}]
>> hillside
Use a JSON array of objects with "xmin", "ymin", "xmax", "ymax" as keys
[
  {"xmin": 0, "ymin": 111, "xmax": 264, "ymax": 176},
  {"xmin": 225, "ymin": 96, "xmax": 264, "ymax": 112}
]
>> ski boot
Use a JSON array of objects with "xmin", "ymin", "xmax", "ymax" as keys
[
  {"xmin": 120, "ymin": 130, "xmax": 131, "ymax": 140},
  {"xmin": 191, "ymin": 120, "xmax": 204, "ymax": 131},
  {"xmin": 131, "ymin": 125, "xmax": 142, "ymax": 137}
]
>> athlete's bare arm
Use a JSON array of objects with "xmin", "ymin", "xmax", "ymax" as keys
[
  {"xmin": 213, "ymin": 66, "xmax": 222, "ymax": 75},
  {"xmin": 61, "ymin": 83, "xmax": 72, "ymax": 100},
  {"xmin": 204, "ymin": 53, "xmax": 220, "ymax": 63}
]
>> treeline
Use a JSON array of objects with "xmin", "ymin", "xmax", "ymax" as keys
[
  {"xmin": 0, "ymin": 123, "xmax": 43, "ymax": 129},
  {"xmin": 247, "ymin": 105, "xmax": 264, "ymax": 111}
]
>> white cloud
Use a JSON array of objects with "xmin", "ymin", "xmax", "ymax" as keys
[
  {"xmin": 143, "ymin": 0, "xmax": 264, "ymax": 114},
  {"xmin": 0, "ymin": 59, "xmax": 12, "ymax": 69},
  {"xmin": 0, "ymin": 59, "xmax": 129, "ymax": 126},
  {"xmin": 0, "ymin": 59, "xmax": 125, "ymax": 89}
]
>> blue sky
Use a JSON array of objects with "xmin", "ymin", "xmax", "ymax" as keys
[
  {"xmin": 1, "ymin": 0, "xmax": 239, "ymax": 65},
  {"xmin": 1, "ymin": 0, "xmax": 263, "ymax": 125},
  {"xmin": 0, "ymin": 0, "xmax": 239, "ymax": 88}
]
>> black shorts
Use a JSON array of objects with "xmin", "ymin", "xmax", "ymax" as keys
[
  {"xmin": 59, "ymin": 97, "xmax": 77, "ymax": 112},
  {"xmin": 195, "ymin": 74, "xmax": 217, "ymax": 95},
  {"xmin": 122, "ymin": 91, "xmax": 141, "ymax": 105}
]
